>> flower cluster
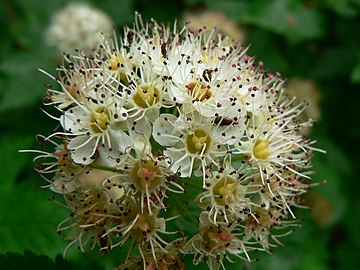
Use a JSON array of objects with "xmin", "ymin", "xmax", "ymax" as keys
[
  {"xmin": 31, "ymin": 13, "xmax": 324, "ymax": 270},
  {"xmin": 46, "ymin": 3, "xmax": 113, "ymax": 52}
]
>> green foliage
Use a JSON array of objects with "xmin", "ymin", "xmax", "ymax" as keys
[
  {"xmin": 194, "ymin": 0, "xmax": 325, "ymax": 43},
  {"xmin": 0, "ymin": 250, "xmax": 104, "ymax": 270},
  {"xmin": 351, "ymin": 53, "xmax": 360, "ymax": 83},
  {"xmin": 0, "ymin": 49, "xmax": 56, "ymax": 112},
  {"xmin": 0, "ymin": 135, "xmax": 67, "ymax": 257}
]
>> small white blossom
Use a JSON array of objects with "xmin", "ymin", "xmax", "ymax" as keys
[
  {"xmin": 62, "ymin": 97, "xmax": 132, "ymax": 165},
  {"xmin": 153, "ymin": 111, "xmax": 245, "ymax": 180}
]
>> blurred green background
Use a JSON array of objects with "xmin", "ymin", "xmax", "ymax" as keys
[{"xmin": 1, "ymin": 0, "xmax": 360, "ymax": 269}]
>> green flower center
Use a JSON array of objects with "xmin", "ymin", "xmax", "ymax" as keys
[
  {"xmin": 185, "ymin": 81, "xmax": 212, "ymax": 102},
  {"xmin": 201, "ymin": 226, "xmax": 233, "ymax": 252},
  {"xmin": 186, "ymin": 129, "xmax": 211, "ymax": 155},
  {"xmin": 123, "ymin": 205, "xmax": 158, "ymax": 239},
  {"xmin": 133, "ymin": 85, "xmax": 160, "ymax": 109},
  {"xmin": 213, "ymin": 176, "xmax": 237, "ymax": 206},
  {"xmin": 130, "ymin": 159, "xmax": 164, "ymax": 192},
  {"xmin": 253, "ymin": 139, "xmax": 271, "ymax": 160},
  {"xmin": 90, "ymin": 106, "xmax": 110, "ymax": 133},
  {"xmin": 108, "ymin": 54, "xmax": 124, "ymax": 70}
]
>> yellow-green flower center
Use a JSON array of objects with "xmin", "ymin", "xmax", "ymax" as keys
[
  {"xmin": 201, "ymin": 225, "xmax": 233, "ymax": 252},
  {"xmin": 130, "ymin": 159, "xmax": 164, "ymax": 192},
  {"xmin": 253, "ymin": 139, "xmax": 271, "ymax": 160},
  {"xmin": 108, "ymin": 54, "xmax": 129, "ymax": 83},
  {"xmin": 246, "ymin": 208, "xmax": 273, "ymax": 229},
  {"xmin": 125, "ymin": 208, "xmax": 157, "ymax": 239},
  {"xmin": 186, "ymin": 129, "xmax": 211, "ymax": 155},
  {"xmin": 90, "ymin": 106, "xmax": 110, "ymax": 133},
  {"xmin": 213, "ymin": 176, "xmax": 237, "ymax": 206},
  {"xmin": 133, "ymin": 85, "xmax": 160, "ymax": 109},
  {"xmin": 185, "ymin": 81, "xmax": 212, "ymax": 102},
  {"xmin": 108, "ymin": 54, "xmax": 124, "ymax": 70}
]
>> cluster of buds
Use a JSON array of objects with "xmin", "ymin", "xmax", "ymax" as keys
[{"xmin": 30, "ymin": 13, "xmax": 324, "ymax": 270}]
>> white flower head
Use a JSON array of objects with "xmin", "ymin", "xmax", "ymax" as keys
[
  {"xmin": 46, "ymin": 3, "xmax": 113, "ymax": 52},
  {"xmin": 29, "ymin": 12, "xmax": 325, "ymax": 268}
]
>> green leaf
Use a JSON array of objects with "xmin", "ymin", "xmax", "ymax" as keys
[
  {"xmin": 351, "ymin": 54, "xmax": 360, "ymax": 83},
  {"xmin": 210, "ymin": 0, "xmax": 325, "ymax": 43},
  {"xmin": 0, "ymin": 48, "xmax": 57, "ymax": 113},
  {"xmin": 313, "ymin": 138, "xmax": 352, "ymax": 219},
  {"xmin": 312, "ymin": 47, "xmax": 355, "ymax": 79},
  {"xmin": 0, "ymin": 179, "xmax": 69, "ymax": 257},
  {"xmin": 0, "ymin": 136, "xmax": 70, "ymax": 258},
  {"xmin": 184, "ymin": 0, "xmax": 206, "ymax": 6},
  {"xmin": 325, "ymin": 0, "xmax": 360, "ymax": 18},
  {"xmin": 91, "ymin": 0, "xmax": 136, "ymax": 26},
  {"xmin": 247, "ymin": 29, "xmax": 289, "ymax": 73},
  {"xmin": 0, "ymin": 249, "xmax": 104, "ymax": 270},
  {"xmin": 0, "ymin": 135, "xmax": 34, "ymax": 196}
]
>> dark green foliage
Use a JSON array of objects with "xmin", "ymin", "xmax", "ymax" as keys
[{"xmin": 0, "ymin": 250, "xmax": 104, "ymax": 270}]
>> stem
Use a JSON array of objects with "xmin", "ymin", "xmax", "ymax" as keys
[
  {"xmin": 90, "ymin": 163, "xmax": 123, "ymax": 173},
  {"xmin": 230, "ymin": 154, "xmax": 247, "ymax": 163}
]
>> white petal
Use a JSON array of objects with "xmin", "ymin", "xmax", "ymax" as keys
[
  {"xmin": 128, "ymin": 116, "xmax": 152, "ymax": 139},
  {"xmin": 62, "ymin": 106, "xmax": 89, "ymax": 133},
  {"xmin": 108, "ymin": 129, "xmax": 132, "ymax": 152},
  {"xmin": 214, "ymin": 125, "xmax": 245, "ymax": 145},
  {"xmin": 98, "ymin": 130, "xmax": 132, "ymax": 166},
  {"xmin": 152, "ymin": 114, "xmax": 180, "ymax": 146},
  {"xmin": 133, "ymin": 136, "xmax": 151, "ymax": 156},
  {"xmin": 68, "ymin": 135, "xmax": 97, "ymax": 165},
  {"xmin": 165, "ymin": 148, "xmax": 191, "ymax": 177}
]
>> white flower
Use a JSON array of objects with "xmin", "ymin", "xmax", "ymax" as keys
[
  {"xmin": 164, "ymin": 32, "xmax": 246, "ymax": 118},
  {"xmin": 152, "ymin": 111, "xmax": 245, "ymax": 181},
  {"xmin": 104, "ymin": 199, "xmax": 173, "ymax": 259},
  {"xmin": 183, "ymin": 212, "xmax": 256, "ymax": 267},
  {"xmin": 116, "ymin": 137, "xmax": 183, "ymax": 213},
  {"xmin": 42, "ymin": 52, "xmax": 102, "ymax": 109},
  {"xmin": 196, "ymin": 162, "xmax": 250, "ymax": 224},
  {"xmin": 24, "ymin": 136, "xmax": 83, "ymax": 193},
  {"xmin": 235, "ymin": 102, "xmax": 315, "ymax": 186},
  {"xmin": 124, "ymin": 60, "xmax": 173, "ymax": 125},
  {"xmin": 95, "ymin": 32, "xmax": 135, "ymax": 86},
  {"xmin": 29, "ymin": 12, "xmax": 325, "ymax": 267},
  {"xmin": 62, "ymin": 97, "xmax": 132, "ymax": 165},
  {"xmin": 46, "ymin": 3, "xmax": 113, "ymax": 52},
  {"xmin": 248, "ymin": 171, "xmax": 312, "ymax": 216},
  {"xmin": 240, "ymin": 206, "xmax": 297, "ymax": 251},
  {"xmin": 57, "ymin": 185, "xmax": 123, "ymax": 255}
]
